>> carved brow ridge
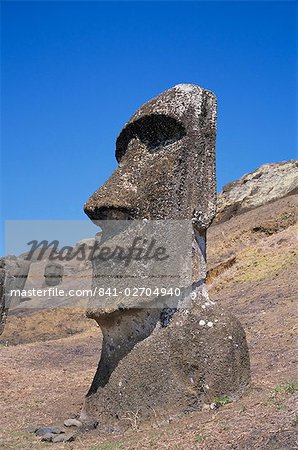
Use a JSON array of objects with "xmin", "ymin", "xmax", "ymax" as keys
[{"xmin": 115, "ymin": 114, "xmax": 186, "ymax": 162}]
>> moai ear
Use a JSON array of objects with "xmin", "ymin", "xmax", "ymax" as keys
[{"xmin": 116, "ymin": 114, "xmax": 186, "ymax": 161}]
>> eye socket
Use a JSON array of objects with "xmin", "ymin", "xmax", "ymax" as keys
[{"xmin": 116, "ymin": 114, "xmax": 186, "ymax": 162}]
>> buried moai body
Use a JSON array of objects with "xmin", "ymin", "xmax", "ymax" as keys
[
  {"xmin": 0, "ymin": 257, "xmax": 31, "ymax": 335},
  {"xmin": 82, "ymin": 84, "xmax": 250, "ymax": 430}
]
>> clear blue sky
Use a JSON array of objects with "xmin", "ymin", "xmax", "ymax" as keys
[{"xmin": 1, "ymin": 1, "xmax": 297, "ymax": 254}]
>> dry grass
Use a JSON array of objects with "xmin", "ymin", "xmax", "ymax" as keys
[
  {"xmin": 234, "ymin": 245, "xmax": 297, "ymax": 283},
  {"xmin": 0, "ymin": 308, "xmax": 95, "ymax": 346}
]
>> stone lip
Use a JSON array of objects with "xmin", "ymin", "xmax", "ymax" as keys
[{"xmin": 216, "ymin": 159, "xmax": 298, "ymax": 223}]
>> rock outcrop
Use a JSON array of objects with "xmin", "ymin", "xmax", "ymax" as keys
[{"xmin": 216, "ymin": 159, "xmax": 298, "ymax": 223}]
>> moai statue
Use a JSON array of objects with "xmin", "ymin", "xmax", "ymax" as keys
[
  {"xmin": 0, "ymin": 258, "xmax": 31, "ymax": 333},
  {"xmin": 82, "ymin": 84, "xmax": 250, "ymax": 430},
  {"xmin": 43, "ymin": 262, "xmax": 64, "ymax": 287}
]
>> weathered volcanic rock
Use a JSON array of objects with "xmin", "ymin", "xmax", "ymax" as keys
[
  {"xmin": 35, "ymin": 426, "xmax": 63, "ymax": 436},
  {"xmin": 81, "ymin": 84, "xmax": 250, "ymax": 429},
  {"xmin": 216, "ymin": 159, "xmax": 298, "ymax": 223},
  {"xmin": 64, "ymin": 418, "xmax": 82, "ymax": 428},
  {"xmin": 52, "ymin": 432, "xmax": 76, "ymax": 443}
]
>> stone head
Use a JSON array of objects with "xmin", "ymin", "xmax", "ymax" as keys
[{"xmin": 84, "ymin": 84, "xmax": 217, "ymax": 231}]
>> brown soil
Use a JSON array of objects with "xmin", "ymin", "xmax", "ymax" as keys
[{"xmin": 0, "ymin": 195, "xmax": 297, "ymax": 449}]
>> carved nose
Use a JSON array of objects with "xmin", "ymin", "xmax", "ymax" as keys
[
  {"xmin": 84, "ymin": 205, "xmax": 137, "ymax": 222},
  {"xmin": 84, "ymin": 205, "xmax": 139, "ymax": 239}
]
